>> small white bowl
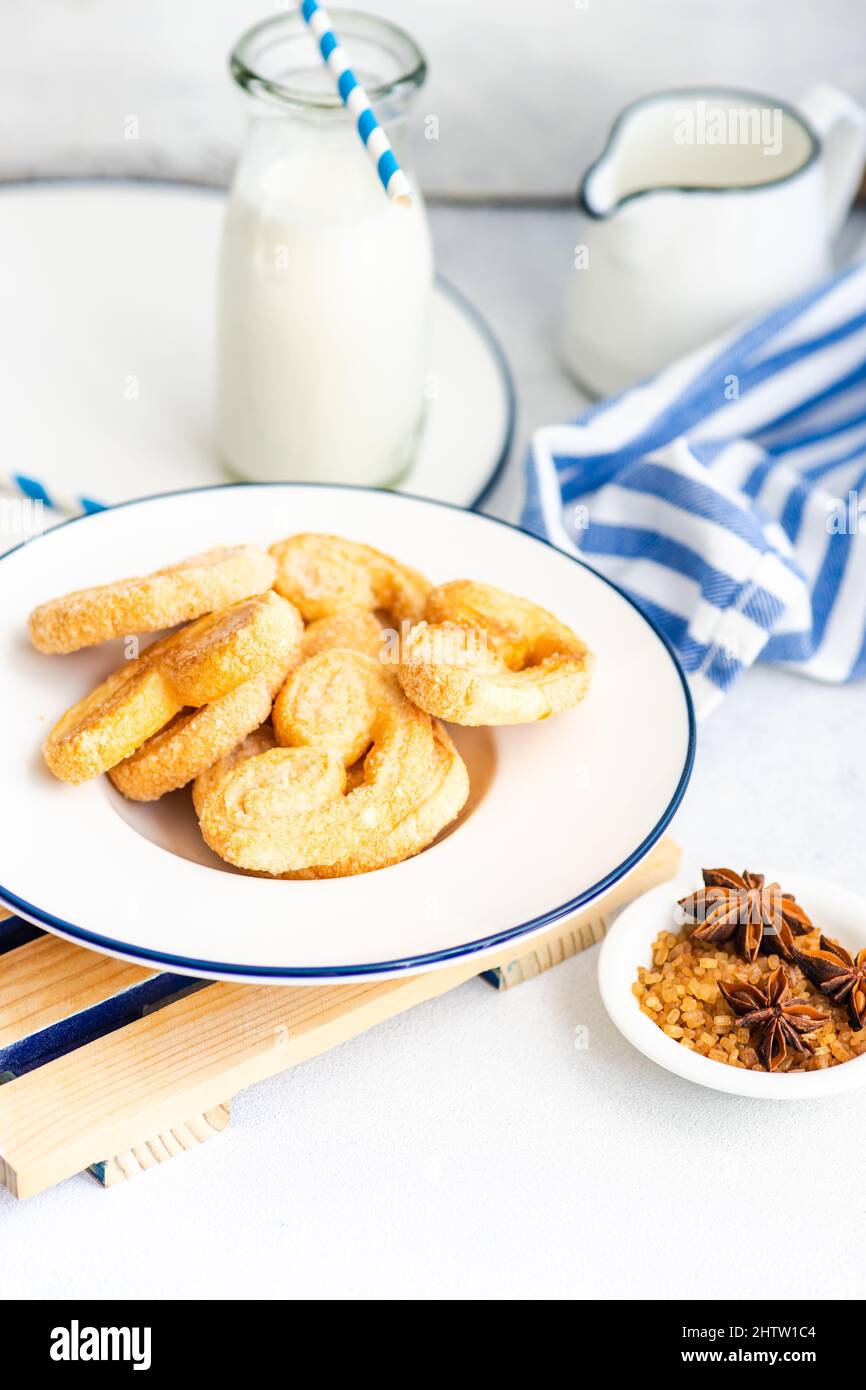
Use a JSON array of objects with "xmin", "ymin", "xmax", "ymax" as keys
[{"xmin": 599, "ymin": 870, "xmax": 866, "ymax": 1099}]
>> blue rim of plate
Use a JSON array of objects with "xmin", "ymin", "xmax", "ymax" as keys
[
  {"xmin": 0, "ymin": 175, "xmax": 516, "ymax": 513},
  {"xmin": 0, "ymin": 483, "xmax": 696, "ymax": 980}
]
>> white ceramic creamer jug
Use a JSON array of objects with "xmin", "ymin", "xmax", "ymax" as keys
[{"xmin": 562, "ymin": 85, "xmax": 866, "ymax": 396}]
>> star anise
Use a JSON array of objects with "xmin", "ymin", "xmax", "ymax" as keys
[
  {"xmin": 793, "ymin": 936, "xmax": 866, "ymax": 1031},
  {"xmin": 678, "ymin": 868, "xmax": 812, "ymax": 963},
  {"xmin": 718, "ymin": 967, "xmax": 827, "ymax": 1071}
]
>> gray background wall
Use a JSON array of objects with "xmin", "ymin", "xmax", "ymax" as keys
[{"xmin": 2, "ymin": 0, "xmax": 865, "ymax": 195}]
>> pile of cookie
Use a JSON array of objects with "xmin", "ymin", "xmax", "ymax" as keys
[{"xmin": 29, "ymin": 534, "xmax": 593, "ymax": 879}]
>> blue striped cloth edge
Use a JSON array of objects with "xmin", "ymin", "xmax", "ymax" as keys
[{"xmin": 522, "ymin": 258, "xmax": 866, "ymax": 717}]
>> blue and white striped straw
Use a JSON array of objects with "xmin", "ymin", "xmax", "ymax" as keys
[
  {"xmin": 299, "ymin": 0, "xmax": 414, "ymax": 207},
  {"xmin": 3, "ymin": 473, "xmax": 105, "ymax": 517}
]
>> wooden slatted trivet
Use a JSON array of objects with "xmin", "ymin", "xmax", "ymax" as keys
[{"xmin": 0, "ymin": 836, "xmax": 679, "ymax": 1199}]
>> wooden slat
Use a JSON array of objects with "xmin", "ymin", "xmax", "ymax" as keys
[
  {"xmin": 0, "ymin": 969, "xmax": 477, "ymax": 1197},
  {"xmin": 92, "ymin": 1103, "xmax": 231, "ymax": 1188},
  {"xmin": 0, "ymin": 934, "xmax": 153, "ymax": 1048},
  {"xmin": 0, "ymin": 838, "xmax": 678, "ymax": 1198},
  {"xmin": 490, "ymin": 909, "xmax": 611, "ymax": 987}
]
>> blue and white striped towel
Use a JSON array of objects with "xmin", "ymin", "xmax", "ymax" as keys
[{"xmin": 523, "ymin": 258, "xmax": 866, "ymax": 717}]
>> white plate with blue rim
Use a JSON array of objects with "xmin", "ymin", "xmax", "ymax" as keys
[
  {"xmin": 599, "ymin": 871, "xmax": 866, "ymax": 1098},
  {"xmin": 0, "ymin": 483, "xmax": 695, "ymax": 983},
  {"xmin": 0, "ymin": 180, "xmax": 514, "ymax": 530}
]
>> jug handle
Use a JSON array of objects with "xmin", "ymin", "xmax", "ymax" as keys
[{"xmin": 799, "ymin": 84, "xmax": 866, "ymax": 240}]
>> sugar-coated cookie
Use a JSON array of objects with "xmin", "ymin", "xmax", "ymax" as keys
[
  {"xmin": 191, "ymin": 723, "xmax": 278, "ymax": 821},
  {"xmin": 43, "ymin": 591, "xmax": 302, "ymax": 783},
  {"xmin": 159, "ymin": 591, "xmax": 301, "ymax": 707},
  {"xmin": 193, "ymin": 720, "xmax": 468, "ymax": 879},
  {"xmin": 42, "ymin": 648, "xmax": 182, "ymax": 785},
  {"xmin": 28, "ymin": 545, "xmax": 277, "ymax": 654},
  {"xmin": 269, "ymin": 533, "xmax": 429, "ymax": 626},
  {"xmin": 298, "ymin": 607, "xmax": 384, "ymax": 662},
  {"xmin": 398, "ymin": 579, "xmax": 593, "ymax": 725},
  {"xmin": 109, "ymin": 673, "xmax": 280, "ymax": 802},
  {"xmin": 198, "ymin": 650, "xmax": 461, "ymax": 875}
]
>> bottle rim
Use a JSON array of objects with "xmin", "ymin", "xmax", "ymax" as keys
[{"xmin": 230, "ymin": 9, "xmax": 427, "ymax": 112}]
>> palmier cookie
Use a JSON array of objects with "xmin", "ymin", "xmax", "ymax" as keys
[
  {"xmin": 28, "ymin": 544, "xmax": 276, "ymax": 654},
  {"xmin": 192, "ymin": 724, "xmax": 278, "ymax": 821},
  {"xmin": 288, "ymin": 722, "xmax": 468, "ymax": 878},
  {"xmin": 269, "ymin": 533, "xmax": 430, "ymax": 626},
  {"xmin": 299, "ymin": 607, "xmax": 384, "ymax": 662},
  {"xmin": 43, "ymin": 591, "xmax": 301, "ymax": 783},
  {"xmin": 398, "ymin": 579, "xmax": 593, "ymax": 726},
  {"xmin": 193, "ymin": 726, "xmax": 370, "ymax": 823},
  {"xmin": 193, "ymin": 722, "xmax": 468, "ymax": 878},
  {"xmin": 107, "ymin": 650, "xmax": 290, "ymax": 803},
  {"xmin": 198, "ymin": 650, "xmax": 444, "ymax": 875},
  {"xmin": 136, "ymin": 608, "xmax": 382, "ymax": 806}
]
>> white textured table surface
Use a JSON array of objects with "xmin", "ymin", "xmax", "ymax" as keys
[
  {"xmin": 4, "ymin": 1, "xmax": 865, "ymax": 198},
  {"xmin": 2, "ymin": 206, "xmax": 865, "ymax": 1301}
]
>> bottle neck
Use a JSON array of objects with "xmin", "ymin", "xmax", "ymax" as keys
[{"xmin": 230, "ymin": 11, "xmax": 426, "ymax": 124}]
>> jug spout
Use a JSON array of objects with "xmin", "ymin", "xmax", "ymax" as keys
[
  {"xmin": 581, "ymin": 155, "xmax": 628, "ymax": 218},
  {"xmin": 578, "ymin": 101, "xmax": 683, "ymax": 266},
  {"xmin": 580, "ymin": 162, "xmax": 674, "ymax": 266},
  {"xmin": 581, "ymin": 87, "xmax": 815, "ymax": 217}
]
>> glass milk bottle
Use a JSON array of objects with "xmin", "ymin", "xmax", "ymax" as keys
[{"xmin": 217, "ymin": 12, "xmax": 433, "ymax": 487}]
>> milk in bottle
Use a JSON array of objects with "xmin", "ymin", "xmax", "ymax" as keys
[{"xmin": 217, "ymin": 13, "xmax": 432, "ymax": 486}]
